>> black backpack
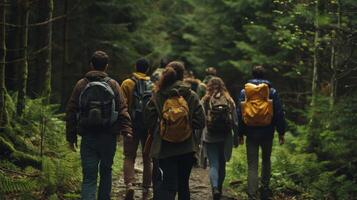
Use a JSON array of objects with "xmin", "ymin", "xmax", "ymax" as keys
[
  {"xmin": 130, "ymin": 77, "xmax": 153, "ymax": 126},
  {"xmin": 77, "ymin": 77, "xmax": 118, "ymax": 130},
  {"xmin": 207, "ymin": 93, "xmax": 233, "ymax": 134}
]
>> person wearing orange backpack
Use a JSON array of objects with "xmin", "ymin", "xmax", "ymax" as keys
[
  {"xmin": 237, "ymin": 66, "xmax": 286, "ymax": 200},
  {"xmin": 144, "ymin": 61, "xmax": 205, "ymax": 200},
  {"xmin": 201, "ymin": 77, "xmax": 239, "ymax": 200}
]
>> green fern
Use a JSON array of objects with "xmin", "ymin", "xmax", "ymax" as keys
[{"xmin": 0, "ymin": 173, "xmax": 37, "ymax": 194}]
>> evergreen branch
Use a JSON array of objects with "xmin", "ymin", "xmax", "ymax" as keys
[
  {"xmin": 0, "ymin": 166, "xmax": 40, "ymax": 177},
  {"xmin": 0, "ymin": 0, "xmax": 82, "ymax": 28}
]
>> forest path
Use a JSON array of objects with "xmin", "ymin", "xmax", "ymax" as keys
[{"xmin": 111, "ymin": 152, "xmax": 239, "ymax": 200}]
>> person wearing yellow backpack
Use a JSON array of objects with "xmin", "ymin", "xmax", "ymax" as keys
[
  {"xmin": 144, "ymin": 61, "xmax": 205, "ymax": 200},
  {"xmin": 237, "ymin": 66, "xmax": 286, "ymax": 200}
]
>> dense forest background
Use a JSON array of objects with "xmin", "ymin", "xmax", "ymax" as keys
[{"xmin": 0, "ymin": 0, "xmax": 356, "ymax": 199}]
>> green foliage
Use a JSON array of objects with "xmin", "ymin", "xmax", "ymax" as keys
[
  {"xmin": 0, "ymin": 173, "xmax": 37, "ymax": 194},
  {"xmin": 1, "ymin": 96, "xmax": 82, "ymax": 198}
]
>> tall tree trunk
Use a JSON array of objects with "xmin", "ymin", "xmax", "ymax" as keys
[
  {"xmin": 5, "ymin": 0, "xmax": 20, "ymax": 92},
  {"xmin": 329, "ymin": 0, "xmax": 341, "ymax": 109},
  {"xmin": 60, "ymin": 0, "xmax": 69, "ymax": 110},
  {"xmin": 308, "ymin": 0, "xmax": 322, "ymax": 152},
  {"xmin": 16, "ymin": 0, "xmax": 29, "ymax": 117},
  {"xmin": 0, "ymin": 0, "xmax": 7, "ymax": 126},
  {"xmin": 36, "ymin": 0, "xmax": 53, "ymax": 102},
  {"xmin": 311, "ymin": 0, "xmax": 320, "ymax": 107}
]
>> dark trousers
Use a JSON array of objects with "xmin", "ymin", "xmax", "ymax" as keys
[
  {"xmin": 246, "ymin": 137, "xmax": 273, "ymax": 200},
  {"xmin": 152, "ymin": 158, "xmax": 161, "ymax": 200},
  {"xmin": 157, "ymin": 153, "xmax": 195, "ymax": 200},
  {"xmin": 80, "ymin": 133, "xmax": 117, "ymax": 200}
]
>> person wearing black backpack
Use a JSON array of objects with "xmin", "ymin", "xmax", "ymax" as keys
[
  {"xmin": 121, "ymin": 58, "xmax": 153, "ymax": 199},
  {"xmin": 66, "ymin": 51, "xmax": 133, "ymax": 200},
  {"xmin": 201, "ymin": 77, "xmax": 239, "ymax": 200}
]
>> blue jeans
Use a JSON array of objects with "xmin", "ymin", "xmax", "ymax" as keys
[
  {"xmin": 205, "ymin": 142, "xmax": 226, "ymax": 190},
  {"xmin": 80, "ymin": 133, "xmax": 117, "ymax": 200}
]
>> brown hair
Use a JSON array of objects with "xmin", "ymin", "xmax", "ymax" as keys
[
  {"xmin": 252, "ymin": 65, "xmax": 265, "ymax": 79},
  {"xmin": 203, "ymin": 77, "xmax": 234, "ymax": 105},
  {"xmin": 206, "ymin": 67, "xmax": 217, "ymax": 76},
  {"xmin": 90, "ymin": 51, "xmax": 109, "ymax": 71},
  {"xmin": 157, "ymin": 61, "xmax": 185, "ymax": 91}
]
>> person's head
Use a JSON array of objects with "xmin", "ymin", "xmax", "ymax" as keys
[
  {"xmin": 206, "ymin": 67, "xmax": 217, "ymax": 76},
  {"xmin": 184, "ymin": 70, "xmax": 195, "ymax": 79},
  {"xmin": 206, "ymin": 77, "xmax": 228, "ymax": 96},
  {"xmin": 157, "ymin": 61, "xmax": 185, "ymax": 91},
  {"xmin": 252, "ymin": 65, "xmax": 266, "ymax": 79},
  {"xmin": 135, "ymin": 58, "xmax": 150, "ymax": 73},
  {"xmin": 160, "ymin": 57, "xmax": 170, "ymax": 68},
  {"xmin": 90, "ymin": 51, "xmax": 109, "ymax": 71},
  {"xmin": 204, "ymin": 77, "xmax": 234, "ymax": 102}
]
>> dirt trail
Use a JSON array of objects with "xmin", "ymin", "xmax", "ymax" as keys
[{"xmin": 112, "ymin": 155, "xmax": 239, "ymax": 200}]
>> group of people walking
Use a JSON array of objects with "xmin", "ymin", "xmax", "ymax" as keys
[{"xmin": 66, "ymin": 50, "xmax": 286, "ymax": 200}]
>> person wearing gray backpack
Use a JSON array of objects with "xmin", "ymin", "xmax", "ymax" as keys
[
  {"xmin": 201, "ymin": 77, "xmax": 239, "ymax": 200},
  {"xmin": 66, "ymin": 51, "xmax": 133, "ymax": 200}
]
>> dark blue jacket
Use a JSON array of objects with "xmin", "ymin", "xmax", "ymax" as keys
[{"xmin": 236, "ymin": 79, "xmax": 286, "ymax": 140}]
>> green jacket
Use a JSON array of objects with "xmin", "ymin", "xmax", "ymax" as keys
[{"xmin": 144, "ymin": 81, "xmax": 206, "ymax": 159}]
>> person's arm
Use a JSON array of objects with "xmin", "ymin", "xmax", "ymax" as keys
[
  {"xmin": 236, "ymin": 89, "xmax": 246, "ymax": 144},
  {"xmin": 65, "ymin": 79, "xmax": 86, "ymax": 150},
  {"xmin": 120, "ymin": 78, "xmax": 134, "ymax": 109},
  {"xmin": 231, "ymin": 101, "xmax": 239, "ymax": 147},
  {"xmin": 271, "ymin": 89, "xmax": 286, "ymax": 143},
  {"xmin": 113, "ymin": 81, "xmax": 133, "ymax": 137},
  {"xmin": 144, "ymin": 98, "xmax": 159, "ymax": 132},
  {"xmin": 191, "ymin": 92, "xmax": 206, "ymax": 130}
]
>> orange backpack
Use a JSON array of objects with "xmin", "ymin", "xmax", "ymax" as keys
[
  {"xmin": 241, "ymin": 83, "xmax": 273, "ymax": 126},
  {"xmin": 155, "ymin": 91, "xmax": 192, "ymax": 143}
]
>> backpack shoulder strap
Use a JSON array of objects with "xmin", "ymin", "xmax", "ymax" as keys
[{"xmin": 102, "ymin": 76, "xmax": 112, "ymax": 83}]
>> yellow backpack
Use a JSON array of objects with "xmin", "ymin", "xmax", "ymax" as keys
[
  {"xmin": 241, "ymin": 83, "xmax": 273, "ymax": 126},
  {"xmin": 157, "ymin": 92, "xmax": 192, "ymax": 143}
]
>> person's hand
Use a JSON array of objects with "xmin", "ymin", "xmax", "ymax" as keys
[
  {"xmin": 239, "ymin": 136, "xmax": 244, "ymax": 145},
  {"xmin": 124, "ymin": 133, "xmax": 133, "ymax": 141},
  {"xmin": 233, "ymin": 137, "xmax": 239, "ymax": 148},
  {"xmin": 68, "ymin": 142, "xmax": 78, "ymax": 152},
  {"xmin": 279, "ymin": 135, "xmax": 285, "ymax": 145}
]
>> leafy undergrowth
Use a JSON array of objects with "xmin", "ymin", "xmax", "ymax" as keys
[
  {"xmin": 226, "ymin": 96, "xmax": 357, "ymax": 200},
  {"xmin": 0, "ymin": 95, "xmax": 82, "ymax": 200},
  {"xmin": 0, "ymin": 94, "xmax": 125, "ymax": 200}
]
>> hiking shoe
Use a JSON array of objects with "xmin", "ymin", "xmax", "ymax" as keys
[
  {"xmin": 260, "ymin": 187, "xmax": 273, "ymax": 200},
  {"xmin": 125, "ymin": 188, "xmax": 134, "ymax": 200},
  {"xmin": 142, "ymin": 187, "xmax": 150, "ymax": 200},
  {"xmin": 212, "ymin": 187, "xmax": 221, "ymax": 200}
]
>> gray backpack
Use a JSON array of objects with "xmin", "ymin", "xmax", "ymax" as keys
[{"xmin": 77, "ymin": 77, "xmax": 118, "ymax": 130}]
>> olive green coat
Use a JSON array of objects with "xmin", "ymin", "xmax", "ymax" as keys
[{"xmin": 144, "ymin": 81, "xmax": 206, "ymax": 159}]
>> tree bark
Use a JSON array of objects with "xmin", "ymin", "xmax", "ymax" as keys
[
  {"xmin": 16, "ymin": 0, "xmax": 29, "ymax": 117},
  {"xmin": 33, "ymin": 0, "xmax": 53, "ymax": 101},
  {"xmin": 60, "ymin": 0, "xmax": 69, "ymax": 110},
  {"xmin": 329, "ymin": 0, "xmax": 341, "ymax": 109},
  {"xmin": 311, "ymin": 0, "xmax": 320, "ymax": 107},
  {"xmin": 0, "ymin": 0, "xmax": 7, "ymax": 126}
]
